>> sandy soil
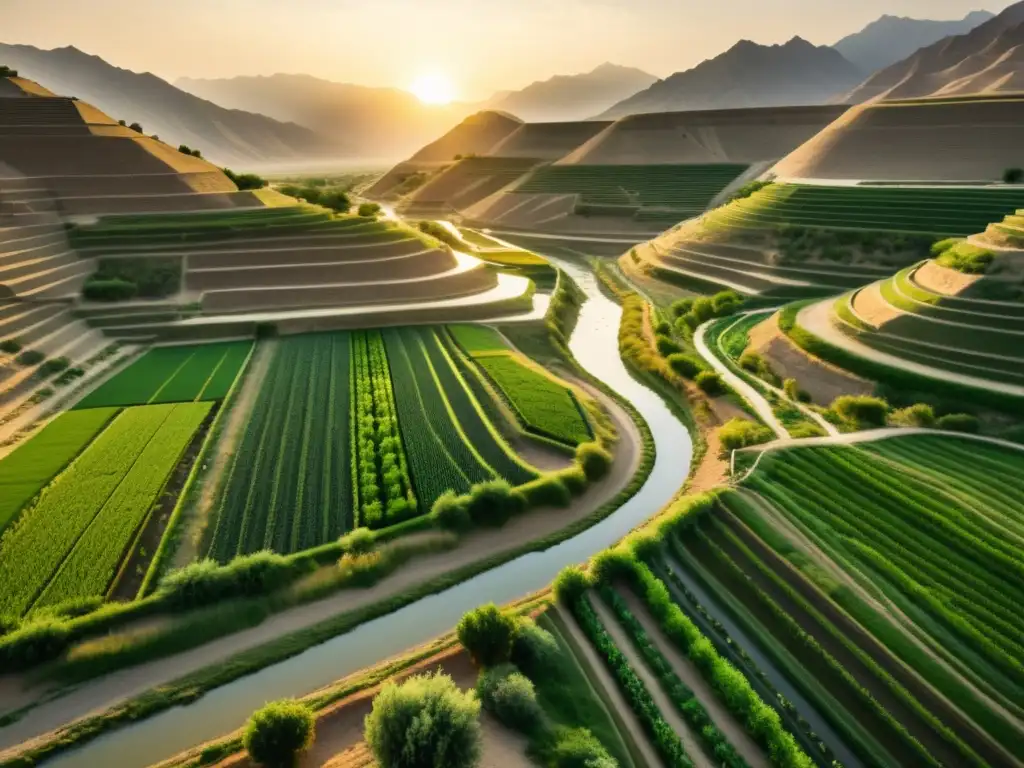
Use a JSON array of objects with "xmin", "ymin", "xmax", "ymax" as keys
[
  {"xmin": 686, "ymin": 430, "xmax": 729, "ymax": 494},
  {"xmin": 851, "ymin": 284, "xmax": 903, "ymax": 327},
  {"xmin": 617, "ymin": 587, "xmax": 769, "ymax": 768},
  {"xmin": 0, "ymin": 385, "xmax": 643, "ymax": 752},
  {"xmin": 589, "ymin": 596, "xmax": 713, "ymax": 768},
  {"xmin": 552, "ymin": 604, "xmax": 663, "ymax": 768},
  {"xmin": 173, "ymin": 341, "xmax": 274, "ymax": 568},
  {"xmin": 914, "ymin": 261, "xmax": 983, "ymax": 296},
  {"xmin": 747, "ymin": 313, "xmax": 872, "ymax": 406}
]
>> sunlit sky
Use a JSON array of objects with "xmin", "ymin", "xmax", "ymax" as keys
[{"xmin": 2, "ymin": 0, "xmax": 1014, "ymax": 101}]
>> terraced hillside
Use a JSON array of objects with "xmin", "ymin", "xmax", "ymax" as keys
[
  {"xmin": 400, "ymin": 157, "xmax": 541, "ymax": 216},
  {"xmin": 0, "ymin": 76, "xmax": 261, "ymax": 214},
  {"xmin": 486, "ymin": 121, "xmax": 611, "ymax": 160}
]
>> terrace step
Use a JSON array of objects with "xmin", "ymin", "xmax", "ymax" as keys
[{"xmin": 2, "ymin": 260, "xmax": 93, "ymax": 299}]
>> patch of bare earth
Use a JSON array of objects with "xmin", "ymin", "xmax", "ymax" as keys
[
  {"xmin": 747, "ymin": 313, "xmax": 872, "ymax": 406},
  {"xmin": 616, "ymin": 586, "xmax": 769, "ymax": 768},
  {"xmin": 851, "ymin": 283, "xmax": 902, "ymax": 327},
  {"xmin": 914, "ymin": 261, "xmax": 983, "ymax": 296},
  {"xmin": 173, "ymin": 341, "xmax": 275, "ymax": 568},
  {"xmin": 686, "ymin": 429, "xmax": 729, "ymax": 494}
]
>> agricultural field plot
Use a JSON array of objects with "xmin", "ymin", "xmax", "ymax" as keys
[
  {"xmin": 710, "ymin": 436, "xmax": 1024, "ymax": 765},
  {"xmin": 75, "ymin": 341, "xmax": 251, "ymax": 409},
  {"xmin": 208, "ymin": 334, "xmax": 353, "ymax": 561},
  {"xmin": 0, "ymin": 402, "xmax": 212, "ymax": 615},
  {"xmin": 0, "ymin": 407, "xmax": 118, "ymax": 533},
  {"xmin": 448, "ymin": 324, "xmax": 592, "ymax": 447}
]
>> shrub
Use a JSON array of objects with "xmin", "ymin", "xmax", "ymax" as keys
[
  {"xmin": 555, "ymin": 466, "xmax": 588, "ymax": 496},
  {"xmin": 719, "ymin": 418, "xmax": 773, "ymax": 451},
  {"xmin": 553, "ymin": 566, "xmax": 590, "ymax": 603},
  {"xmin": 457, "ymin": 603, "xmax": 518, "ymax": 666},
  {"xmin": 831, "ymin": 395, "xmax": 889, "ymax": 427},
  {"xmin": 695, "ymin": 370, "xmax": 724, "ymax": 395},
  {"xmin": 551, "ymin": 727, "xmax": 617, "ymax": 768},
  {"xmin": 430, "ymin": 491, "xmax": 472, "ymax": 531},
  {"xmin": 83, "ymin": 277, "xmax": 137, "ymax": 302},
  {"xmin": 476, "ymin": 664, "xmax": 544, "ymax": 733},
  {"xmin": 37, "ymin": 356, "xmax": 70, "ymax": 378},
  {"xmin": 0, "ymin": 339, "xmax": 22, "ymax": 354},
  {"xmin": 337, "ymin": 551, "xmax": 385, "ymax": 587},
  {"xmin": 358, "ymin": 202, "xmax": 382, "ymax": 217},
  {"xmin": 782, "ymin": 378, "xmax": 811, "ymax": 403},
  {"xmin": 243, "ymin": 700, "xmax": 314, "ymax": 767},
  {"xmin": 338, "ymin": 527, "xmax": 375, "ymax": 555},
  {"xmin": 654, "ymin": 335, "xmax": 680, "ymax": 356},
  {"xmin": 157, "ymin": 551, "xmax": 298, "ymax": 608},
  {"xmin": 128, "ymin": 122, "xmax": 143, "ymax": 133},
  {"xmin": 1004, "ymin": 167, "xmax": 1023, "ymax": 184},
  {"xmin": 0, "ymin": 65, "xmax": 19, "ymax": 78},
  {"xmin": 930, "ymin": 238, "xmax": 961, "ymax": 257},
  {"xmin": 711, "ymin": 290, "xmax": 742, "ymax": 316},
  {"xmin": 0, "ymin": 619, "xmax": 71, "ymax": 667},
  {"xmin": 223, "ymin": 168, "xmax": 267, "ymax": 190},
  {"xmin": 575, "ymin": 442, "xmax": 612, "ymax": 481},
  {"xmin": 670, "ymin": 298, "xmax": 695, "ymax": 318},
  {"xmin": 889, "ymin": 403, "xmax": 935, "ymax": 428},
  {"xmin": 365, "ymin": 672, "xmax": 481, "ymax": 768},
  {"xmin": 936, "ymin": 413, "xmax": 981, "ymax": 433},
  {"xmin": 15, "ymin": 349, "xmax": 45, "ymax": 367},
  {"xmin": 520, "ymin": 475, "xmax": 572, "ymax": 508},
  {"xmin": 510, "ymin": 617, "xmax": 559, "ymax": 676},
  {"xmin": 666, "ymin": 353, "xmax": 704, "ymax": 379},
  {"xmin": 936, "ymin": 242, "xmax": 995, "ymax": 274},
  {"xmin": 465, "ymin": 479, "xmax": 526, "ymax": 527},
  {"xmin": 738, "ymin": 350, "xmax": 764, "ymax": 373},
  {"xmin": 654, "ymin": 320, "xmax": 671, "ymax": 335},
  {"xmin": 418, "ymin": 220, "xmax": 462, "ymax": 250},
  {"xmin": 319, "ymin": 190, "xmax": 351, "ymax": 212}
]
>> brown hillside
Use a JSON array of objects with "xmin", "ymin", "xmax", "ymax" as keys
[
  {"xmin": 487, "ymin": 122, "xmax": 611, "ymax": 160},
  {"xmin": 409, "ymin": 111, "xmax": 522, "ymax": 163}
]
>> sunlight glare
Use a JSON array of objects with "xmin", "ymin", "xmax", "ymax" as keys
[{"xmin": 410, "ymin": 72, "xmax": 456, "ymax": 105}]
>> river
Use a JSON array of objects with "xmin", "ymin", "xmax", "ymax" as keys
[{"xmin": 47, "ymin": 256, "xmax": 695, "ymax": 767}]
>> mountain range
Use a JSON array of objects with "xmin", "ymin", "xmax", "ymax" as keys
[
  {"xmin": 833, "ymin": 10, "xmax": 995, "ymax": 73},
  {"xmin": 484, "ymin": 63, "xmax": 657, "ymax": 122},
  {"xmin": 847, "ymin": 0, "xmax": 1024, "ymax": 101},
  {"xmin": 598, "ymin": 37, "xmax": 864, "ymax": 118},
  {"xmin": 0, "ymin": 43, "xmax": 338, "ymax": 167}
]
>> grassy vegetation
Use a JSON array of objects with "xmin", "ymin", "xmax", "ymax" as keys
[{"xmin": 75, "ymin": 342, "xmax": 251, "ymax": 409}]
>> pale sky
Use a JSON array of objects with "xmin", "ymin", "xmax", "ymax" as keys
[{"xmin": 1, "ymin": 0, "xmax": 1014, "ymax": 99}]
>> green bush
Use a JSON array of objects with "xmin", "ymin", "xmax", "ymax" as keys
[
  {"xmin": 782, "ymin": 378, "xmax": 811, "ymax": 403},
  {"xmin": 91, "ymin": 256, "xmax": 181, "ymax": 299},
  {"xmin": 358, "ymin": 202, "xmax": 382, "ymax": 217},
  {"xmin": 157, "ymin": 552, "xmax": 300, "ymax": 609},
  {"xmin": 0, "ymin": 339, "xmax": 22, "ymax": 354},
  {"xmin": 555, "ymin": 466, "xmax": 589, "ymax": 496},
  {"xmin": 575, "ymin": 442, "xmax": 612, "ymax": 481},
  {"xmin": 465, "ymin": 479, "xmax": 526, "ymax": 527},
  {"xmin": 319, "ymin": 190, "xmax": 351, "ymax": 212},
  {"xmin": 695, "ymin": 370, "xmax": 725, "ymax": 395},
  {"xmin": 430, "ymin": 491, "xmax": 472, "ymax": 531},
  {"xmin": 654, "ymin": 335, "xmax": 681, "ymax": 356},
  {"xmin": 476, "ymin": 664, "xmax": 544, "ymax": 733},
  {"xmin": 457, "ymin": 603, "xmax": 518, "ymax": 667},
  {"xmin": 0, "ymin": 619, "xmax": 71, "ymax": 667},
  {"xmin": 553, "ymin": 566, "xmax": 591, "ymax": 604},
  {"xmin": 831, "ymin": 395, "xmax": 889, "ymax": 427},
  {"xmin": 550, "ymin": 727, "xmax": 617, "ymax": 768},
  {"xmin": 223, "ymin": 168, "xmax": 267, "ymax": 190},
  {"xmin": 711, "ymin": 290, "xmax": 742, "ymax": 316},
  {"xmin": 889, "ymin": 403, "xmax": 935, "ymax": 428},
  {"xmin": 510, "ymin": 617, "xmax": 559, "ymax": 677},
  {"xmin": 338, "ymin": 527, "xmax": 375, "ymax": 555},
  {"xmin": 15, "ymin": 349, "xmax": 45, "ymax": 367},
  {"xmin": 930, "ymin": 238, "xmax": 962, "ymax": 257},
  {"xmin": 936, "ymin": 413, "xmax": 981, "ymax": 433},
  {"xmin": 738, "ymin": 350, "xmax": 763, "ymax": 373},
  {"xmin": 83, "ymin": 278, "xmax": 138, "ymax": 302},
  {"xmin": 670, "ymin": 298, "xmax": 695, "ymax": 318},
  {"xmin": 666, "ymin": 353, "xmax": 704, "ymax": 379},
  {"xmin": 1003, "ymin": 167, "xmax": 1023, "ymax": 184},
  {"xmin": 719, "ymin": 418, "xmax": 774, "ymax": 451},
  {"xmin": 0, "ymin": 65, "xmax": 19, "ymax": 78},
  {"xmin": 936, "ymin": 242, "xmax": 994, "ymax": 274},
  {"xmin": 418, "ymin": 220, "xmax": 463, "ymax": 250},
  {"xmin": 128, "ymin": 122, "xmax": 143, "ymax": 133},
  {"xmin": 243, "ymin": 700, "xmax": 315, "ymax": 768},
  {"xmin": 520, "ymin": 475, "xmax": 572, "ymax": 508},
  {"xmin": 655, "ymin": 320, "xmax": 671, "ymax": 335},
  {"xmin": 37, "ymin": 356, "xmax": 70, "ymax": 378},
  {"xmin": 365, "ymin": 672, "xmax": 482, "ymax": 768}
]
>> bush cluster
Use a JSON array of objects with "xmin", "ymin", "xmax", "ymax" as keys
[
  {"xmin": 695, "ymin": 370, "xmax": 725, "ymax": 395},
  {"xmin": 156, "ymin": 551, "xmax": 305, "ymax": 609},
  {"xmin": 830, "ymin": 395, "xmax": 889, "ymax": 428},
  {"xmin": 244, "ymin": 700, "xmax": 315, "ymax": 767},
  {"xmin": 0, "ymin": 338, "xmax": 22, "ymax": 354},
  {"xmin": 357, "ymin": 202, "xmax": 382, "ymax": 218},
  {"xmin": 936, "ymin": 413, "xmax": 981, "ymax": 433},
  {"xmin": 509, "ymin": 617, "xmax": 559, "ymax": 677},
  {"xmin": 575, "ymin": 442, "xmax": 612, "ymax": 481},
  {"xmin": 670, "ymin": 290, "xmax": 743, "ymax": 334},
  {"xmin": 15, "ymin": 349, "xmax": 45, "ymax": 367},
  {"xmin": 177, "ymin": 144, "xmax": 202, "ymax": 158},
  {"xmin": 417, "ymin": 220, "xmax": 463, "ymax": 250},
  {"xmin": 223, "ymin": 168, "xmax": 267, "ymax": 190},
  {"xmin": 476, "ymin": 664, "xmax": 545, "ymax": 733},
  {"xmin": 550, "ymin": 727, "xmax": 617, "ymax": 768},
  {"xmin": 83, "ymin": 277, "xmax": 137, "ymax": 302},
  {"xmin": 719, "ymin": 418, "xmax": 774, "ymax": 452},
  {"xmin": 0, "ymin": 65, "xmax": 19, "ymax": 78},
  {"xmin": 888, "ymin": 403, "xmax": 935, "ymax": 428},
  {"xmin": 665, "ymin": 353, "xmax": 706, "ymax": 379},
  {"xmin": 935, "ymin": 241, "xmax": 994, "ymax": 274},
  {"xmin": 457, "ymin": 603, "xmax": 518, "ymax": 666}
]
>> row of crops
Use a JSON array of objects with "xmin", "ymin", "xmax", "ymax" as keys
[
  {"xmin": 76, "ymin": 340, "xmax": 251, "ymax": 409},
  {"xmin": 683, "ymin": 435, "xmax": 1024, "ymax": 767},
  {"xmin": 448, "ymin": 324, "xmax": 592, "ymax": 447},
  {"xmin": 0, "ymin": 402, "xmax": 213, "ymax": 616},
  {"xmin": 208, "ymin": 327, "xmax": 542, "ymax": 562}
]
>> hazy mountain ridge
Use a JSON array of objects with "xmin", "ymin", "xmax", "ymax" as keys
[
  {"xmin": 0, "ymin": 43, "xmax": 339, "ymax": 167},
  {"xmin": 846, "ymin": 0, "xmax": 1024, "ymax": 102},
  {"xmin": 486, "ymin": 63, "xmax": 657, "ymax": 122},
  {"xmin": 598, "ymin": 37, "xmax": 863, "ymax": 118},
  {"xmin": 833, "ymin": 10, "xmax": 996, "ymax": 73}
]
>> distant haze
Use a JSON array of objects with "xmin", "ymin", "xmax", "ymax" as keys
[{"xmin": 1, "ymin": 0, "xmax": 1016, "ymax": 100}]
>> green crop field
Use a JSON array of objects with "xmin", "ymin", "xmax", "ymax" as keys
[
  {"xmin": 76, "ymin": 341, "xmax": 251, "ymax": 409},
  {"xmin": 0, "ymin": 408, "xmax": 118, "ymax": 534},
  {"xmin": 208, "ymin": 328, "xmax": 537, "ymax": 561},
  {"xmin": 0, "ymin": 403, "xmax": 212, "ymax": 615},
  {"xmin": 448, "ymin": 324, "xmax": 591, "ymax": 446}
]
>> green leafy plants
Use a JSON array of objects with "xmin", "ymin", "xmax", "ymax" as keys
[
  {"xmin": 830, "ymin": 395, "xmax": 889, "ymax": 428},
  {"xmin": 457, "ymin": 603, "xmax": 519, "ymax": 666},
  {"xmin": 695, "ymin": 371, "xmax": 725, "ymax": 395},
  {"xmin": 15, "ymin": 349, "xmax": 45, "ymax": 367},
  {"xmin": 243, "ymin": 700, "xmax": 315, "ymax": 767},
  {"xmin": 935, "ymin": 242, "xmax": 994, "ymax": 274},
  {"xmin": 476, "ymin": 664, "xmax": 545, "ymax": 733}
]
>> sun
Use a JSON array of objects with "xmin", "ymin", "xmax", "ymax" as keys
[{"xmin": 410, "ymin": 72, "xmax": 456, "ymax": 105}]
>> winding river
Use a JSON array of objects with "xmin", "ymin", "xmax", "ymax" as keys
[{"xmin": 47, "ymin": 256, "xmax": 695, "ymax": 767}]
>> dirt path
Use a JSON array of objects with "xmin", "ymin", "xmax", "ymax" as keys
[
  {"xmin": 737, "ymin": 489, "xmax": 1024, "ymax": 736},
  {"xmin": 686, "ymin": 430, "xmax": 729, "ymax": 494},
  {"xmin": 589, "ymin": 596, "xmax": 713, "ymax": 768},
  {"xmin": 0, "ymin": 387, "xmax": 643, "ymax": 753},
  {"xmin": 616, "ymin": 587, "xmax": 769, "ymax": 768},
  {"xmin": 914, "ymin": 260, "xmax": 983, "ymax": 295},
  {"xmin": 553, "ymin": 603, "xmax": 663, "ymax": 768},
  {"xmin": 851, "ymin": 283, "xmax": 902, "ymax": 327},
  {"xmin": 173, "ymin": 340, "xmax": 274, "ymax": 568}
]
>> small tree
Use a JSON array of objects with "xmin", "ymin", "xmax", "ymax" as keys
[
  {"xmin": 831, "ymin": 395, "xmax": 888, "ymax": 427},
  {"xmin": 319, "ymin": 190, "xmax": 351, "ymax": 213},
  {"xmin": 358, "ymin": 201, "xmax": 382, "ymax": 218},
  {"xmin": 365, "ymin": 672, "xmax": 481, "ymax": 768},
  {"xmin": 1003, "ymin": 167, "xmax": 1023, "ymax": 184},
  {"xmin": 457, "ymin": 603, "xmax": 518, "ymax": 666},
  {"xmin": 576, "ymin": 442, "xmax": 612, "ymax": 481},
  {"xmin": 695, "ymin": 370, "xmax": 725, "ymax": 395},
  {"xmin": 128, "ymin": 122, "xmax": 143, "ymax": 133},
  {"xmin": 243, "ymin": 700, "xmax": 315, "ymax": 768},
  {"xmin": 0, "ymin": 65, "xmax": 18, "ymax": 78}
]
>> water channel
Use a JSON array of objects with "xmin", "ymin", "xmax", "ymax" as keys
[{"xmin": 48, "ymin": 255, "xmax": 695, "ymax": 767}]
